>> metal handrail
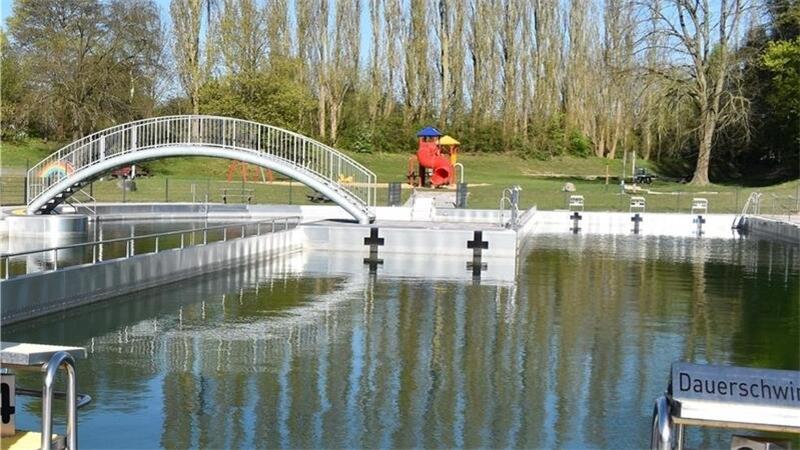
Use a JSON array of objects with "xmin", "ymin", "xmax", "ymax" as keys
[
  {"xmin": 26, "ymin": 115, "xmax": 376, "ymax": 216},
  {"xmin": 733, "ymin": 192, "xmax": 762, "ymax": 228},
  {"xmin": 0, "ymin": 216, "xmax": 300, "ymax": 280},
  {"xmin": 41, "ymin": 351, "xmax": 77, "ymax": 450}
]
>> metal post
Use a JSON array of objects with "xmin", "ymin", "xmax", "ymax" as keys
[
  {"xmin": 53, "ymin": 249, "xmax": 58, "ymax": 270},
  {"xmin": 241, "ymin": 224, "xmax": 245, "ymax": 238},
  {"xmin": 155, "ymin": 236, "xmax": 159, "ymax": 253},
  {"xmin": 223, "ymin": 228, "xmax": 227, "ymax": 241},
  {"xmin": 180, "ymin": 233, "xmax": 184, "ymax": 248},
  {"xmin": 165, "ymin": 178, "xmax": 169, "ymax": 203},
  {"xmin": 23, "ymin": 159, "xmax": 30, "ymax": 204},
  {"xmin": 257, "ymin": 223, "xmax": 261, "ymax": 235},
  {"xmin": 5, "ymin": 257, "xmax": 9, "ymax": 279},
  {"xmin": 272, "ymin": 220, "xmax": 275, "ymax": 233},
  {"xmin": 92, "ymin": 243, "xmax": 96, "ymax": 263}
]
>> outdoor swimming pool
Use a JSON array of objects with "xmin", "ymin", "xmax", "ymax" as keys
[{"xmin": 5, "ymin": 233, "xmax": 798, "ymax": 449}]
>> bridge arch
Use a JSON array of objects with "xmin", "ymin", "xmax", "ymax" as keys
[{"xmin": 26, "ymin": 116, "xmax": 376, "ymax": 223}]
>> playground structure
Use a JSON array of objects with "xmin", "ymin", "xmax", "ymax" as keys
[
  {"xmin": 226, "ymin": 160, "xmax": 273, "ymax": 184},
  {"xmin": 407, "ymin": 127, "xmax": 460, "ymax": 188}
]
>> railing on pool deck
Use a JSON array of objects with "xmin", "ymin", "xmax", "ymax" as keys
[{"xmin": 0, "ymin": 216, "xmax": 301, "ymax": 280}]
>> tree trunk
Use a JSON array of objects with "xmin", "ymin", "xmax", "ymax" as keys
[
  {"xmin": 691, "ymin": 112, "xmax": 715, "ymax": 185},
  {"xmin": 318, "ymin": 84, "xmax": 327, "ymax": 139}
]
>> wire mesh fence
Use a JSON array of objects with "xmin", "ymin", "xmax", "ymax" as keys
[{"xmin": 3, "ymin": 170, "xmax": 798, "ymax": 215}]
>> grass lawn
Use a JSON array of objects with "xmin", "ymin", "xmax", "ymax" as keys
[
  {"xmin": 1, "ymin": 139, "xmax": 61, "ymax": 170},
  {"xmin": 2, "ymin": 138, "xmax": 798, "ymax": 214}
]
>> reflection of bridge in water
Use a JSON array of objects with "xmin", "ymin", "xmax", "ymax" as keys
[{"xmin": 26, "ymin": 115, "xmax": 376, "ymax": 223}]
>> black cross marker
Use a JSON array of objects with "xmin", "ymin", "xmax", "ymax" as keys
[
  {"xmin": 1, "ymin": 382, "xmax": 15, "ymax": 424},
  {"xmin": 466, "ymin": 231, "xmax": 489, "ymax": 281},
  {"xmin": 694, "ymin": 215, "xmax": 706, "ymax": 236},
  {"xmin": 570, "ymin": 212, "xmax": 582, "ymax": 234},
  {"xmin": 363, "ymin": 227, "xmax": 385, "ymax": 274},
  {"xmin": 364, "ymin": 227, "xmax": 385, "ymax": 249},
  {"xmin": 631, "ymin": 213, "xmax": 643, "ymax": 234},
  {"xmin": 467, "ymin": 231, "xmax": 489, "ymax": 257}
]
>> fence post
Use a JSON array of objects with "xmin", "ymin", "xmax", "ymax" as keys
[
  {"xmin": 23, "ymin": 159, "xmax": 29, "ymax": 204},
  {"xmin": 165, "ymin": 178, "xmax": 169, "ymax": 203}
]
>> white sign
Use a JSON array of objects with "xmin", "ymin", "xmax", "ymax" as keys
[
  {"xmin": 670, "ymin": 362, "xmax": 800, "ymax": 429},
  {"xmin": 672, "ymin": 362, "xmax": 800, "ymax": 407}
]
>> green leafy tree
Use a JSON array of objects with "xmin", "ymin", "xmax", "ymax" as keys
[
  {"xmin": 199, "ymin": 58, "xmax": 315, "ymax": 133},
  {"xmin": 7, "ymin": 0, "xmax": 163, "ymax": 139}
]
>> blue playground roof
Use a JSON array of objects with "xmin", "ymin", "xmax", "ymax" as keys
[{"xmin": 416, "ymin": 126, "xmax": 443, "ymax": 138}]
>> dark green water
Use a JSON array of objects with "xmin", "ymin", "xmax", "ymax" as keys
[{"xmin": 5, "ymin": 234, "xmax": 798, "ymax": 449}]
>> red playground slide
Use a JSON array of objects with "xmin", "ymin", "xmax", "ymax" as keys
[{"xmin": 417, "ymin": 141, "xmax": 453, "ymax": 186}]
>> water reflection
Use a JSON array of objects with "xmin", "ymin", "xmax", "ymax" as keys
[{"xmin": 5, "ymin": 235, "xmax": 798, "ymax": 449}]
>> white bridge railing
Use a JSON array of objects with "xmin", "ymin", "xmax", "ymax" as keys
[{"xmin": 27, "ymin": 115, "xmax": 376, "ymax": 215}]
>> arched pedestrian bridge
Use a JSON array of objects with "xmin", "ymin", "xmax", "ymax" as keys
[{"xmin": 26, "ymin": 116, "xmax": 377, "ymax": 223}]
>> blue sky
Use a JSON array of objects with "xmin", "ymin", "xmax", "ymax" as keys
[{"xmin": 2, "ymin": 0, "xmax": 173, "ymax": 28}]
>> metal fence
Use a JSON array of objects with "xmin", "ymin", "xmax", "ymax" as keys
[{"xmin": 1, "ymin": 216, "xmax": 300, "ymax": 280}]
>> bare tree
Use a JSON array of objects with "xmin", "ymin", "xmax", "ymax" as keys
[
  {"xmin": 367, "ymin": 0, "xmax": 387, "ymax": 127},
  {"xmin": 326, "ymin": 0, "xmax": 361, "ymax": 143},
  {"xmin": 217, "ymin": 0, "xmax": 266, "ymax": 76},
  {"xmin": 468, "ymin": 0, "xmax": 500, "ymax": 127},
  {"xmin": 383, "ymin": 0, "xmax": 404, "ymax": 118},
  {"xmin": 644, "ymin": 0, "xmax": 750, "ymax": 185},
  {"xmin": 266, "ymin": 0, "xmax": 290, "ymax": 59},
  {"xmin": 171, "ymin": 0, "xmax": 213, "ymax": 114}
]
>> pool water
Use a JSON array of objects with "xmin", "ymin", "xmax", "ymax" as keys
[{"xmin": 6, "ymin": 234, "xmax": 798, "ymax": 449}]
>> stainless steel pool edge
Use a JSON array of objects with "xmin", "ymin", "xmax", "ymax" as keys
[
  {"xmin": 739, "ymin": 215, "xmax": 800, "ymax": 244},
  {"xmin": 0, "ymin": 228, "xmax": 304, "ymax": 325}
]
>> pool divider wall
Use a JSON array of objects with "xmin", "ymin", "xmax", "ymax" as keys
[
  {"xmin": 527, "ymin": 211, "xmax": 739, "ymax": 239},
  {"xmin": 0, "ymin": 227, "xmax": 304, "ymax": 325},
  {"xmin": 302, "ymin": 224, "xmax": 518, "ymax": 258}
]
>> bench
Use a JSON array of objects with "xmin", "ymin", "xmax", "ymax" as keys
[
  {"xmin": 630, "ymin": 196, "xmax": 646, "ymax": 212},
  {"xmin": 651, "ymin": 362, "xmax": 800, "ymax": 450},
  {"xmin": 691, "ymin": 197, "xmax": 708, "ymax": 214},
  {"xmin": 568, "ymin": 195, "xmax": 584, "ymax": 211}
]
